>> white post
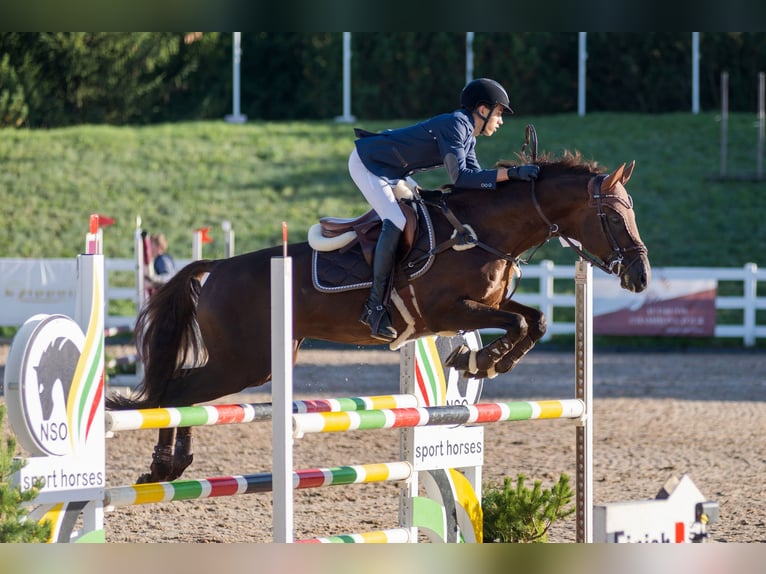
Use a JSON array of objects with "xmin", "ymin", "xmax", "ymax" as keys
[
  {"xmin": 192, "ymin": 230, "xmax": 203, "ymax": 261},
  {"xmin": 335, "ymin": 32, "xmax": 356, "ymax": 123},
  {"xmin": 271, "ymin": 232, "xmax": 294, "ymax": 542},
  {"xmin": 757, "ymin": 72, "xmax": 764, "ymax": 179},
  {"xmin": 75, "ymin": 232, "xmax": 107, "ymax": 540},
  {"xmin": 465, "ymin": 32, "xmax": 474, "ymax": 85},
  {"xmin": 222, "ymin": 220, "xmax": 235, "ymax": 258},
  {"xmin": 721, "ymin": 71, "xmax": 729, "ymax": 178},
  {"xmin": 540, "ymin": 260, "xmax": 555, "ymax": 341},
  {"xmin": 398, "ymin": 343, "xmax": 419, "ymax": 543},
  {"xmin": 578, "ymin": 32, "xmax": 587, "ymax": 117},
  {"xmin": 692, "ymin": 32, "xmax": 700, "ymax": 114},
  {"xmin": 575, "ymin": 260, "xmax": 593, "ymax": 543},
  {"xmin": 743, "ymin": 262, "xmax": 758, "ymax": 347},
  {"xmin": 225, "ymin": 32, "xmax": 247, "ymax": 124}
]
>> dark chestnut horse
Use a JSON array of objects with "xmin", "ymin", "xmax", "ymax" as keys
[{"xmin": 107, "ymin": 151, "xmax": 650, "ymax": 483}]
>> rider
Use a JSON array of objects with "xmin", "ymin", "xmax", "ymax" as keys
[{"xmin": 349, "ymin": 77, "xmax": 540, "ymax": 342}]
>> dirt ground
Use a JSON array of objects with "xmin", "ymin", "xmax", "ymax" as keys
[{"xmin": 2, "ymin": 344, "xmax": 765, "ymax": 543}]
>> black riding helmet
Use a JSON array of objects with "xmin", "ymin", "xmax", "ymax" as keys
[{"xmin": 460, "ymin": 78, "xmax": 514, "ymax": 114}]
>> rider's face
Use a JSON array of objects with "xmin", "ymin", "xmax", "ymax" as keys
[{"xmin": 477, "ymin": 104, "xmax": 505, "ymax": 137}]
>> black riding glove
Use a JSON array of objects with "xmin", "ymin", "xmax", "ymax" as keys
[{"xmin": 506, "ymin": 164, "xmax": 540, "ymax": 181}]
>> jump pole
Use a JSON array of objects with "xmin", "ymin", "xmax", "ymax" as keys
[{"xmin": 272, "ymin": 222, "xmax": 293, "ymax": 542}]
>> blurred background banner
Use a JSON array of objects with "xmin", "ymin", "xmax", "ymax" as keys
[
  {"xmin": 594, "ymin": 272, "xmax": 717, "ymax": 337},
  {"xmin": 0, "ymin": 259, "xmax": 77, "ymax": 324}
]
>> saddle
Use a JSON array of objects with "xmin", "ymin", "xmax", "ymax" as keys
[
  {"xmin": 310, "ymin": 198, "xmax": 436, "ymax": 293},
  {"xmin": 314, "ymin": 203, "xmax": 418, "ymax": 267}
]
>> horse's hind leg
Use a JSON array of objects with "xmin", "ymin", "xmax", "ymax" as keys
[
  {"xmin": 136, "ymin": 357, "xmax": 270, "ymax": 482},
  {"xmin": 137, "ymin": 428, "xmax": 176, "ymax": 484},
  {"xmin": 137, "ymin": 427, "xmax": 193, "ymax": 483},
  {"xmin": 169, "ymin": 427, "xmax": 194, "ymax": 480}
]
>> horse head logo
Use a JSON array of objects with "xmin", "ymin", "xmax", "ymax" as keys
[{"xmin": 34, "ymin": 337, "xmax": 81, "ymax": 421}]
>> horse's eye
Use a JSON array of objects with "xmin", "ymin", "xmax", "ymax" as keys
[{"xmin": 609, "ymin": 214, "xmax": 623, "ymax": 226}]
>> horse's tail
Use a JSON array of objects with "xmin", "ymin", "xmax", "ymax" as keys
[{"xmin": 105, "ymin": 259, "xmax": 217, "ymax": 410}]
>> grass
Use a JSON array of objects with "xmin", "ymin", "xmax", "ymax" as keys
[
  {"xmin": 2, "ymin": 113, "xmax": 765, "ymax": 347},
  {"xmin": 1, "ymin": 112, "xmax": 765, "ymax": 268}
]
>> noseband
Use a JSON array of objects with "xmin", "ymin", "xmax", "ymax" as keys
[{"xmin": 530, "ymin": 174, "xmax": 647, "ymax": 276}]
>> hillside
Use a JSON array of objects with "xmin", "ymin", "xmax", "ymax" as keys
[{"xmin": 1, "ymin": 113, "xmax": 763, "ymax": 268}]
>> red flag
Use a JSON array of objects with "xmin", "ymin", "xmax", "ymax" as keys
[
  {"xmin": 98, "ymin": 214, "xmax": 116, "ymax": 227},
  {"xmin": 197, "ymin": 227, "xmax": 213, "ymax": 244}
]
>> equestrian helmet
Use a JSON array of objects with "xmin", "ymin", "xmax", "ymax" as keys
[{"xmin": 460, "ymin": 78, "xmax": 513, "ymax": 114}]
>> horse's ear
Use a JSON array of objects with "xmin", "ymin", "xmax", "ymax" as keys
[
  {"xmin": 602, "ymin": 163, "xmax": 625, "ymax": 190},
  {"xmin": 621, "ymin": 160, "xmax": 636, "ymax": 185}
]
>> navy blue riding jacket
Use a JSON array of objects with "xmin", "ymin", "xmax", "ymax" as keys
[{"xmin": 354, "ymin": 109, "xmax": 498, "ymax": 190}]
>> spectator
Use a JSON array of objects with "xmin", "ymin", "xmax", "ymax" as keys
[{"xmin": 146, "ymin": 233, "xmax": 176, "ymax": 291}]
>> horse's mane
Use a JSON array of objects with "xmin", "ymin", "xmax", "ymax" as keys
[
  {"xmin": 441, "ymin": 150, "xmax": 603, "ymax": 195},
  {"xmin": 495, "ymin": 149, "xmax": 603, "ymax": 176}
]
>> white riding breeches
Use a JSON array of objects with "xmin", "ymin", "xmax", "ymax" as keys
[{"xmin": 348, "ymin": 148, "xmax": 410, "ymax": 231}]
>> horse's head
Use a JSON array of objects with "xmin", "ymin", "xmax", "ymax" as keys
[
  {"xmin": 566, "ymin": 161, "xmax": 650, "ymax": 292},
  {"xmin": 531, "ymin": 157, "xmax": 650, "ymax": 293}
]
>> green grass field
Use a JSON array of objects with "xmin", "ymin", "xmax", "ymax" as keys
[
  {"xmin": 1, "ymin": 112, "xmax": 764, "ymax": 268},
  {"xmin": 2, "ymin": 113, "xmax": 764, "ymax": 347}
]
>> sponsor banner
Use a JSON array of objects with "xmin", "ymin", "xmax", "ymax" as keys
[
  {"xmin": 0, "ymin": 259, "xmax": 77, "ymax": 324},
  {"xmin": 412, "ymin": 425, "xmax": 484, "ymax": 471},
  {"xmin": 594, "ymin": 270, "xmax": 716, "ymax": 337}
]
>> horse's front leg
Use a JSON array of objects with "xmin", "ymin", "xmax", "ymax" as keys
[
  {"xmin": 439, "ymin": 299, "xmax": 528, "ymax": 379},
  {"xmin": 492, "ymin": 300, "xmax": 547, "ymax": 375}
]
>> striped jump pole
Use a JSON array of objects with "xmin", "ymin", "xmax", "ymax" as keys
[
  {"xmin": 105, "ymin": 394, "xmax": 419, "ymax": 433},
  {"xmin": 297, "ymin": 528, "xmax": 412, "ymax": 544},
  {"xmin": 293, "ymin": 399, "xmax": 586, "ymax": 436},
  {"xmin": 104, "ymin": 461, "xmax": 412, "ymax": 509}
]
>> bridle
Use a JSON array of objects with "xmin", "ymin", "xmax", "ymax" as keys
[
  {"xmin": 530, "ymin": 174, "xmax": 647, "ymax": 276},
  {"xmin": 521, "ymin": 123, "xmax": 647, "ymax": 277}
]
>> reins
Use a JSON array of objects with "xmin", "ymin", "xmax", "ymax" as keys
[{"xmin": 407, "ymin": 195, "xmax": 521, "ymax": 268}]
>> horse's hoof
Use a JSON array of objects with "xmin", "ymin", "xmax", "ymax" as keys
[
  {"xmin": 460, "ymin": 368, "xmax": 489, "ymax": 380},
  {"xmin": 445, "ymin": 345, "xmax": 469, "ymax": 370},
  {"xmin": 167, "ymin": 454, "xmax": 194, "ymax": 481},
  {"xmin": 136, "ymin": 472, "xmax": 154, "ymax": 484}
]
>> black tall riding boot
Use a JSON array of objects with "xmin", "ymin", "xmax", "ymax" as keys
[{"xmin": 360, "ymin": 219, "xmax": 402, "ymax": 342}]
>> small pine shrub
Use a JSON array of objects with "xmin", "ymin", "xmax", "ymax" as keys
[
  {"xmin": 482, "ymin": 473, "xmax": 575, "ymax": 543},
  {"xmin": 0, "ymin": 405, "xmax": 52, "ymax": 542}
]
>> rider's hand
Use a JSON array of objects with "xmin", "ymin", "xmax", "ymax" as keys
[{"xmin": 506, "ymin": 164, "xmax": 540, "ymax": 181}]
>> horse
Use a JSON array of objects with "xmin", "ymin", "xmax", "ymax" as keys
[{"xmin": 106, "ymin": 151, "xmax": 651, "ymax": 483}]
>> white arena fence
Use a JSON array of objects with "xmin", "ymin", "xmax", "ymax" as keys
[{"xmin": 1, "ymin": 258, "xmax": 763, "ymax": 346}]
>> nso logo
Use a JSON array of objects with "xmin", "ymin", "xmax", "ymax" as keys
[{"xmin": 4, "ymin": 314, "xmax": 85, "ymax": 457}]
